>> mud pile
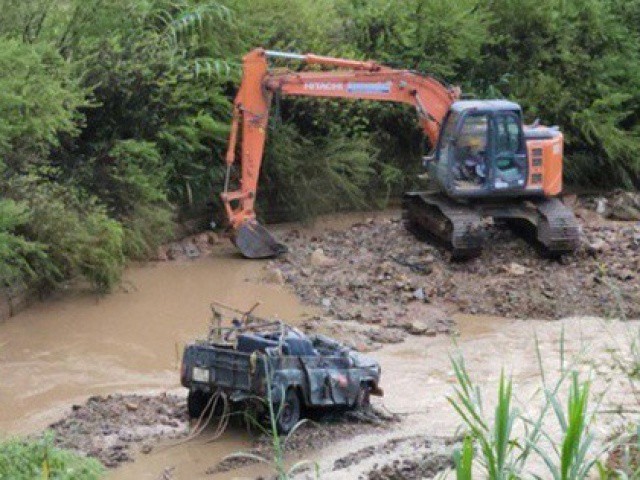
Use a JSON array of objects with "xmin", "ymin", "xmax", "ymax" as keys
[
  {"xmin": 330, "ymin": 435, "xmax": 457, "ymax": 480},
  {"xmin": 274, "ymin": 212, "xmax": 640, "ymax": 324},
  {"xmin": 49, "ymin": 394, "xmax": 189, "ymax": 467},
  {"xmin": 47, "ymin": 394, "xmax": 398, "ymax": 472},
  {"xmin": 207, "ymin": 407, "xmax": 399, "ymax": 476}
]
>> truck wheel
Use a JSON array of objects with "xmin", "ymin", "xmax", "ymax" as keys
[
  {"xmin": 187, "ymin": 390, "xmax": 211, "ymax": 419},
  {"xmin": 355, "ymin": 383, "xmax": 371, "ymax": 409},
  {"xmin": 274, "ymin": 389, "xmax": 301, "ymax": 434}
]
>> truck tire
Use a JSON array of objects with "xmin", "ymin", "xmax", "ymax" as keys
[
  {"xmin": 274, "ymin": 389, "xmax": 301, "ymax": 434},
  {"xmin": 355, "ymin": 383, "xmax": 371, "ymax": 409},
  {"xmin": 187, "ymin": 390, "xmax": 211, "ymax": 419}
]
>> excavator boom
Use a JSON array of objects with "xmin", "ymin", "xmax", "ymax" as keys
[{"xmin": 221, "ymin": 48, "xmax": 459, "ymax": 258}]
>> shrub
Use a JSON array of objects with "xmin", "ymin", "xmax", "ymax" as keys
[
  {"xmin": 0, "ymin": 199, "xmax": 52, "ymax": 289},
  {"xmin": 5, "ymin": 171, "xmax": 124, "ymax": 292},
  {"xmin": 258, "ymin": 124, "xmax": 377, "ymax": 222},
  {"xmin": 0, "ymin": 37, "xmax": 86, "ymax": 166},
  {"xmin": 0, "ymin": 435, "xmax": 104, "ymax": 480}
]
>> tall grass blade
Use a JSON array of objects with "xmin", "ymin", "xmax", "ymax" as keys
[{"xmin": 454, "ymin": 436, "xmax": 474, "ymax": 480}]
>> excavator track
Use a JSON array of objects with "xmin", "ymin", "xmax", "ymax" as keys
[
  {"xmin": 402, "ymin": 192, "xmax": 484, "ymax": 259},
  {"xmin": 533, "ymin": 198, "xmax": 581, "ymax": 256},
  {"xmin": 487, "ymin": 198, "xmax": 581, "ymax": 257},
  {"xmin": 403, "ymin": 194, "xmax": 580, "ymax": 260}
]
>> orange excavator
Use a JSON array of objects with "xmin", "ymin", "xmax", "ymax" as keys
[{"xmin": 221, "ymin": 48, "xmax": 580, "ymax": 259}]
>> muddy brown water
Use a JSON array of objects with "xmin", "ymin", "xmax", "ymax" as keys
[{"xmin": 1, "ymin": 213, "xmax": 638, "ymax": 479}]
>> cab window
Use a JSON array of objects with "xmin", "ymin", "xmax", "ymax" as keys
[
  {"xmin": 493, "ymin": 113, "xmax": 526, "ymax": 188},
  {"xmin": 495, "ymin": 114, "xmax": 523, "ymax": 154},
  {"xmin": 452, "ymin": 113, "xmax": 489, "ymax": 189},
  {"xmin": 436, "ymin": 112, "xmax": 458, "ymax": 163},
  {"xmin": 441, "ymin": 112, "xmax": 459, "ymax": 142}
]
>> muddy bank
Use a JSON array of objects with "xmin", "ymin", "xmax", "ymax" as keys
[
  {"xmin": 207, "ymin": 408, "xmax": 399, "ymax": 476},
  {"xmin": 273, "ymin": 210, "xmax": 640, "ymax": 325},
  {"xmin": 0, "ymin": 284, "xmax": 38, "ymax": 322},
  {"xmin": 332, "ymin": 435, "xmax": 458, "ymax": 480},
  {"xmin": 49, "ymin": 394, "xmax": 189, "ymax": 468},
  {"xmin": 45, "ymin": 391, "xmax": 398, "ymax": 474}
]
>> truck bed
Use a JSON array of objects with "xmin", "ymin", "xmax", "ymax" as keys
[{"xmin": 182, "ymin": 343, "xmax": 262, "ymax": 392}]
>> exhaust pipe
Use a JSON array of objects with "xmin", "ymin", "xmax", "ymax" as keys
[{"xmin": 233, "ymin": 220, "xmax": 288, "ymax": 259}]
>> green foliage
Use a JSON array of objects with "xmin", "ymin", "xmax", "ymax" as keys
[
  {"xmin": 227, "ymin": 0, "xmax": 341, "ymax": 53},
  {"xmin": 454, "ymin": 435, "xmax": 474, "ymax": 480},
  {"xmin": 1, "ymin": 0, "xmax": 640, "ymax": 292},
  {"xmin": 0, "ymin": 434, "xmax": 104, "ymax": 480},
  {"xmin": 0, "ymin": 199, "xmax": 52, "ymax": 288},
  {"xmin": 259, "ymin": 124, "xmax": 377, "ymax": 222},
  {"xmin": 448, "ymin": 358, "xmax": 520, "ymax": 479},
  {"xmin": 5, "ymin": 171, "xmax": 124, "ymax": 292},
  {"xmin": 0, "ymin": 0, "xmax": 235, "ymax": 291},
  {"xmin": 0, "ymin": 37, "xmax": 87, "ymax": 164},
  {"xmin": 526, "ymin": 372, "xmax": 597, "ymax": 480},
  {"xmin": 449, "ymin": 332, "xmax": 601, "ymax": 479},
  {"xmin": 336, "ymin": 0, "xmax": 491, "ymax": 79}
]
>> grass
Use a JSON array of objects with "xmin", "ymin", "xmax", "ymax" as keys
[
  {"xmin": 448, "ymin": 327, "xmax": 602, "ymax": 479},
  {"xmin": 448, "ymin": 357, "xmax": 521, "ymax": 479},
  {"xmin": 0, "ymin": 433, "xmax": 104, "ymax": 480}
]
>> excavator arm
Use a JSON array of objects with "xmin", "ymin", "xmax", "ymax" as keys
[{"xmin": 221, "ymin": 48, "xmax": 460, "ymax": 258}]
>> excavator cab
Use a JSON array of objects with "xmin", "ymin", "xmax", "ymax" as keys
[{"xmin": 428, "ymin": 100, "xmax": 528, "ymax": 198}]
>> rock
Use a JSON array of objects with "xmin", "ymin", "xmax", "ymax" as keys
[
  {"xmin": 207, "ymin": 232, "xmax": 221, "ymax": 244},
  {"xmin": 367, "ymin": 328, "xmax": 405, "ymax": 344},
  {"xmin": 321, "ymin": 298, "xmax": 332, "ymax": 308},
  {"xmin": 586, "ymin": 238, "xmax": 609, "ymax": 254},
  {"xmin": 183, "ymin": 242, "xmax": 200, "ymax": 259},
  {"xmin": 310, "ymin": 248, "xmax": 337, "ymax": 267},
  {"xmin": 616, "ymin": 269, "xmax": 635, "ymax": 281},
  {"xmin": 610, "ymin": 204, "xmax": 640, "ymax": 221},
  {"xmin": 506, "ymin": 262, "xmax": 526, "ymax": 276},
  {"xmin": 300, "ymin": 268, "xmax": 312, "ymax": 277},
  {"xmin": 423, "ymin": 254, "xmax": 436, "ymax": 264},
  {"xmin": 193, "ymin": 232, "xmax": 210, "ymax": 247},
  {"xmin": 125, "ymin": 402, "xmax": 138, "ymax": 412},
  {"xmin": 413, "ymin": 288, "xmax": 426, "ymax": 302},
  {"xmin": 607, "ymin": 191, "xmax": 640, "ymax": 221},
  {"xmin": 542, "ymin": 288, "xmax": 555, "ymax": 299},
  {"xmin": 595, "ymin": 197, "xmax": 608, "ymax": 215},
  {"xmin": 265, "ymin": 267, "xmax": 285, "ymax": 285},
  {"xmin": 167, "ymin": 244, "xmax": 183, "ymax": 260},
  {"xmin": 575, "ymin": 207, "xmax": 603, "ymax": 225},
  {"xmin": 406, "ymin": 321, "xmax": 429, "ymax": 335},
  {"xmin": 140, "ymin": 444, "xmax": 153, "ymax": 454}
]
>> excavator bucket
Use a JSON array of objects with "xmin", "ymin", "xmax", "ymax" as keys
[{"xmin": 234, "ymin": 220, "xmax": 288, "ymax": 259}]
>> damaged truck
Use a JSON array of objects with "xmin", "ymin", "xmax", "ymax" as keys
[{"xmin": 181, "ymin": 304, "xmax": 383, "ymax": 433}]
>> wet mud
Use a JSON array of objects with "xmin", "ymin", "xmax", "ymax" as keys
[
  {"xmin": 273, "ymin": 208, "xmax": 640, "ymax": 326},
  {"xmin": 49, "ymin": 394, "xmax": 189, "ymax": 467}
]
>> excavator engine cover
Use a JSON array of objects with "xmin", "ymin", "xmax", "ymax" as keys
[{"xmin": 234, "ymin": 220, "xmax": 288, "ymax": 259}]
